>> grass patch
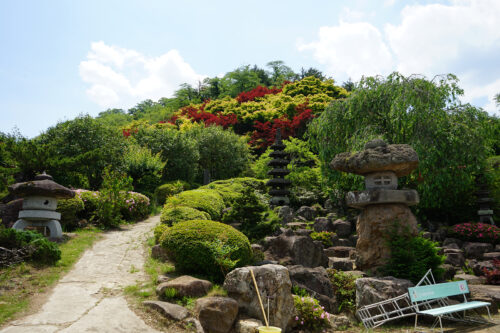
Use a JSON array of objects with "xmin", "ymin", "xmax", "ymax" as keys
[{"xmin": 0, "ymin": 228, "xmax": 102, "ymax": 325}]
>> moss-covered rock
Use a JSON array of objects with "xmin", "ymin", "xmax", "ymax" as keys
[
  {"xmin": 160, "ymin": 220, "xmax": 252, "ymax": 281},
  {"xmin": 160, "ymin": 205, "xmax": 210, "ymax": 226},
  {"xmin": 167, "ymin": 189, "xmax": 224, "ymax": 220}
]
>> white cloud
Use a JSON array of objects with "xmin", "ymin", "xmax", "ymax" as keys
[
  {"xmin": 298, "ymin": 0, "xmax": 500, "ymax": 114},
  {"xmin": 298, "ymin": 22, "xmax": 394, "ymax": 80},
  {"xmin": 79, "ymin": 42, "xmax": 204, "ymax": 109}
]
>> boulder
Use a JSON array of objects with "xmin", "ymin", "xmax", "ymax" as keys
[
  {"xmin": 328, "ymin": 257, "xmax": 354, "ymax": 271},
  {"xmin": 324, "ymin": 246, "xmax": 355, "ymax": 258},
  {"xmin": 443, "ymin": 243, "xmax": 460, "ymax": 250},
  {"xmin": 156, "ymin": 275, "xmax": 212, "ymax": 298},
  {"xmin": 441, "ymin": 264, "xmax": 457, "ymax": 281},
  {"xmin": 483, "ymin": 252, "xmax": 500, "ymax": 260},
  {"xmin": 151, "ymin": 244, "xmax": 169, "ymax": 261},
  {"xmin": 296, "ymin": 206, "xmax": 316, "ymax": 221},
  {"xmin": 313, "ymin": 217, "xmax": 333, "ymax": 232},
  {"xmin": 185, "ymin": 317, "xmax": 205, "ymax": 333},
  {"xmin": 470, "ymin": 284, "xmax": 500, "ymax": 314},
  {"xmin": 328, "ymin": 314, "xmax": 351, "ymax": 330},
  {"xmin": 443, "ymin": 249, "xmax": 465, "ymax": 267},
  {"xmin": 355, "ymin": 204, "xmax": 418, "ymax": 271},
  {"xmin": 288, "ymin": 265, "xmax": 337, "ymax": 313},
  {"xmin": 471, "ymin": 260, "xmax": 496, "ymax": 276},
  {"xmin": 1, "ymin": 199, "xmax": 23, "ymax": 228},
  {"xmin": 332, "ymin": 219, "xmax": 352, "ymax": 238},
  {"xmin": 195, "ymin": 297, "xmax": 238, "ymax": 333},
  {"xmin": 235, "ymin": 318, "xmax": 263, "ymax": 333},
  {"xmin": 294, "ymin": 229, "xmax": 313, "ymax": 237},
  {"xmin": 454, "ymin": 274, "xmax": 486, "ymax": 285},
  {"xmin": 223, "ymin": 264, "xmax": 294, "ymax": 331},
  {"xmin": 277, "ymin": 206, "xmax": 294, "ymax": 225},
  {"xmin": 264, "ymin": 235, "xmax": 328, "ymax": 268},
  {"xmin": 331, "ymin": 236, "xmax": 352, "ymax": 247},
  {"xmin": 286, "ymin": 222, "xmax": 307, "ymax": 229},
  {"xmin": 443, "ymin": 238, "xmax": 464, "ymax": 247},
  {"xmin": 356, "ymin": 277, "xmax": 414, "ymax": 309},
  {"xmin": 463, "ymin": 242, "xmax": 494, "ymax": 259},
  {"xmin": 143, "ymin": 301, "xmax": 189, "ymax": 321}
]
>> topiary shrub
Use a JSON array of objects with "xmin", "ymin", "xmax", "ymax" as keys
[
  {"xmin": 160, "ymin": 206, "xmax": 210, "ymax": 226},
  {"xmin": 121, "ymin": 191, "xmax": 150, "ymax": 222},
  {"xmin": 221, "ymin": 186, "xmax": 279, "ymax": 241},
  {"xmin": 201, "ymin": 177, "xmax": 266, "ymax": 205},
  {"xmin": 160, "ymin": 219, "xmax": 252, "ymax": 281},
  {"xmin": 167, "ymin": 189, "xmax": 224, "ymax": 220},
  {"xmin": 57, "ymin": 196, "xmax": 85, "ymax": 231},
  {"xmin": 0, "ymin": 228, "xmax": 61, "ymax": 266},
  {"xmin": 154, "ymin": 223, "xmax": 169, "ymax": 244},
  {"xmin": 381, "ymin": 224, "xmax": 446, "ymax": 283},
  {"xmin": 77, "ymin": 190, "xmax": 100, "ymax": 221},
  {"xmin": 155, "ymin": 180, "xmax": 191, "ymax": 205}
]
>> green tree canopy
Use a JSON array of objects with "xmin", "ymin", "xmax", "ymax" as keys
[{"xmin": 308, "ymin": 72, "xmax": 496, "ymax": 222}]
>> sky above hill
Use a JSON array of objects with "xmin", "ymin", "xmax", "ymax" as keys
[{"xmin": 1, "ymin": 0, "xmax": 499, "ymax": 137}]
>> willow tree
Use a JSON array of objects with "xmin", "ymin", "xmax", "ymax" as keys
[{"xmin": 308, "ymin": 73, "xmax": 497, "ymax": 223}]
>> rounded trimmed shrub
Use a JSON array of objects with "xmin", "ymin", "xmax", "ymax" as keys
[
  {"xmin": 167, "ymin": 189, "xmax": 224, "ymax": 220},
  {"xmin": 160, "ymin": 219, "xmax": 252, "ymax": 281},
  {"xmin": 57, "ymin": 196, "xmax": 85, "ymax": 230},
  {"xmin": 77, "ymin": 190, "xmax": 100, "ymax": 221},
  {"xmin": 155, "ymin": 180, "xmax": 190, "ymax": 205},
  {"xmin": 154, "ymin": 223, "xmax": 169, "ymax": 244},
  {"xmin": 121, "ymin": 191, "xmax": 150, "ymax": 222},
  {"xmin": 200, "ymin": 177, "xmax": 266, "ymax": 205},
  {"xmin": 160, "ymin": 206, "xmax": 210, "ymax": 226}
]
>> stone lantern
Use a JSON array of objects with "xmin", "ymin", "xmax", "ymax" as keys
[
  {"xmin": 330, "ymin": 139, "xmax": 420, "ymax": 270},
  {"xmin": 9, "ymin": 173, "xmax": 74, "ymax": 240},
  {"xmin": 266, "ymin": 129, "xmax": 291, "ymax": 206}
]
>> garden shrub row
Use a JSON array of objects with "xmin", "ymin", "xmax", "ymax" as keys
[{"xmin": 58, "ymin": 190, "xmax": 150, "ymax": 230}]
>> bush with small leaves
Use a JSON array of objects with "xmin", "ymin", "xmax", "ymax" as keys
[
  {"xmin": 57, "ymin": 196, "xmax": 85, "ymax": 231},
  {"xmin": 310, "ymin": 232, "xmax": 334, "ymax": 248},
  {"xmin": 160, "ymin": 206, "xmax": 210, "ymax": 226},
  {"xmin": 293, "ymin": 295, "xmax": 331, "ymax": 332}
]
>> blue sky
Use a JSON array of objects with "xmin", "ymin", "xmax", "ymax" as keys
[{"xmin": 1, "ymin": 0, "xmax": 499, "ymax": 137}]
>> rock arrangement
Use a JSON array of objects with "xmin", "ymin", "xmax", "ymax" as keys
[
  {"xmin": 266, "ymin": 128, "xmax": 291, "ymax": 206},
  {"xmin": 330, "ymin": 139, "xmax": 420, "ymax": 270}
]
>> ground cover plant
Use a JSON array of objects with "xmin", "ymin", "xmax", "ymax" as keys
[
  {"xmin": 293, "ymin": 295, "xmax": 331, "ymax": 332},
  {"xmin": 0, "ymin": 228, "xmax": 101, "ymax": 325}
]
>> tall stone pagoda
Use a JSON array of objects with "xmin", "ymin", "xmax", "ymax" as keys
[
  {"xmin": 330, "ymin": 139, "xmax": 420, "ymax": 270},
  {"xmin": 266, "ymin": 129, "xmax": 291, "ymax": 206}
]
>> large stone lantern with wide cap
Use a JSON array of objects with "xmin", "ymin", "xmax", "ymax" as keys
[
  {"xmin": 9, "ymin": 173, "xmax": 74, "ymax": 240},
  {"xmin": 330, "ymin": 139, "xmax": 420, "ymax": 270}
]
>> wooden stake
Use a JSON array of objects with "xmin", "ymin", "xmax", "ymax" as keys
[{"xmin": 250, "ymin": 269, "xmax": 269, "ymax": 327}]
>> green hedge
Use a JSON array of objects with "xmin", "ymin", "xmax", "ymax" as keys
[
  {"xmin": 200, "ymin": 177, "xmax": 266, "ymax": 205},
  {"xmin": 77, "ymin": 190, "xmax": 100, "ymax": 221},
  {"xmin": 155, "ymin": 180, "xmax": 191, "ymax": 205},
  {"xmin": 57, "ymin": 196, "xmax": 85, "ymax": 230},
  {"xmin": 160, "ymin": 220, "xmax": 252, "ymax": 281},
  {"xmin": 167, "ymin": 189, "xmax": 224, "ymax": 220},
  {"xmin": 160, "ymin": 206, "xmax": 210, "ymax": 226}
]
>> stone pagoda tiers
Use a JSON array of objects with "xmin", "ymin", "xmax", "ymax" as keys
[
  {"xmin": 475, "ymin": 173, "xmax": 495, "ymax": 225},
  {"xmin": 266, "ymin": 129, "xmax": 291, "ymax": 206},
  {"xmin": 9, "ymin": 173, "xmax": 74, "ymax": 240},
  {"xmin": 330, "ymin": 139, "xmax": 420, "ymax": 270}
]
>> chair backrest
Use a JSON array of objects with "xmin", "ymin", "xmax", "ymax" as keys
[{"xmin": 408, "ymin": 280, "xmax": 469, "ymax": 303}]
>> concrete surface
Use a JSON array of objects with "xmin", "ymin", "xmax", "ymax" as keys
[{"xmin": 1, "ymin": 215, "xmax": 162, "ymax": 333}]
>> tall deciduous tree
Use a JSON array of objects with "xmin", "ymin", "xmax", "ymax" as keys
[{"xmin": 308, "ymin": 72, "xmax": 496, "ymax": 222}]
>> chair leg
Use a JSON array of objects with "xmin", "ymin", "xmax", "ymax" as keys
[
  {"xmin": 438, "ymin": 316, "xmax": 443, "ymax": 333},
  {"xmin": 486, "ymin": 306, "xmax": 491, "ymax": 320},
  {"xmin": 415, "ymin": 314, "xmax": 418, "ymax": 331}
]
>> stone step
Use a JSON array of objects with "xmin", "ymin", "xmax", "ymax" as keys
[
  {"xmin": 328, "ymin": 257, "xmax": 355, "ymax": 271},
  {"xmin": 324, "ymin": 246, "xmax": 355, "ymax": 258},
  {"xmin": 483, "ymin": 252, "xmax": 500, "ymax": 260}
]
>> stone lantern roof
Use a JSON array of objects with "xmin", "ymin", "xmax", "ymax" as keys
[
  {"xmin": 330, "ymin": 139, "xmax": 418, "ymax": 177},
  {"xmin": 8, "ymin": 173, "xmax": 74, "ymax": 199}
]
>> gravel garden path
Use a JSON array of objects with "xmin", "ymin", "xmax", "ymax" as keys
[{"xmin": 0, "ymin": 215, "xmax": 161, "ymax": 333}]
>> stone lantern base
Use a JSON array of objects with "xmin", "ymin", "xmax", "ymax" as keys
[
  {"xmin": 12, "ymin": 219, "xmax": 63, "ymax": 240},
  {"xmin": 355, "ymin": 203, "xmax": 418, "ymax": 271}
]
